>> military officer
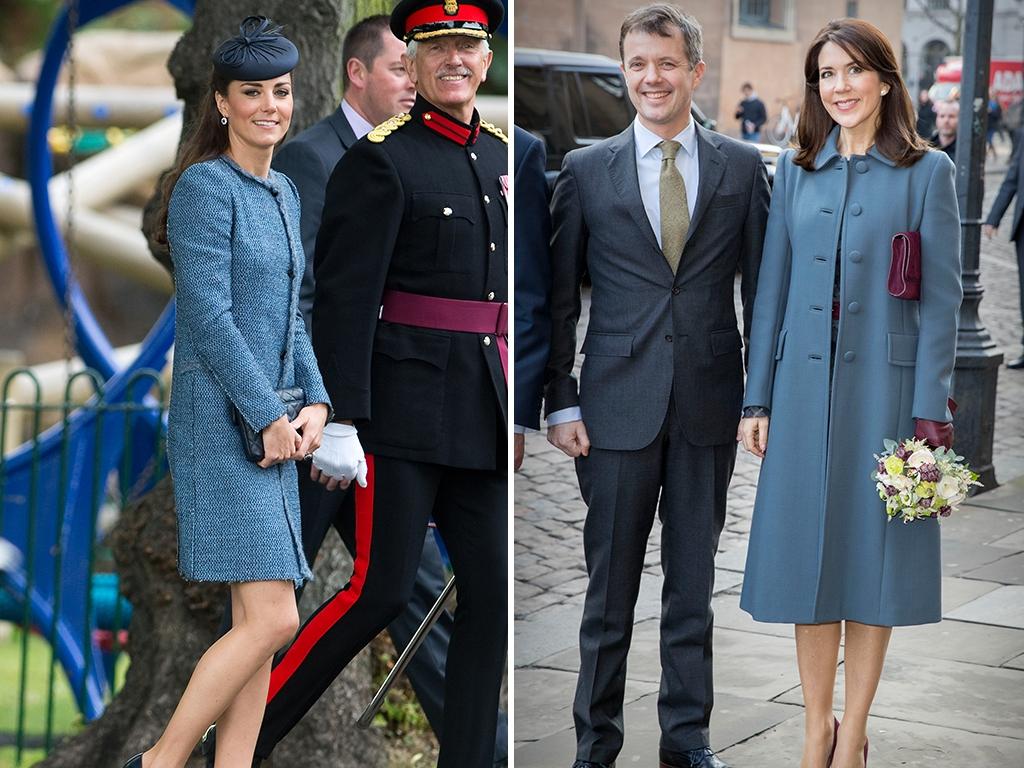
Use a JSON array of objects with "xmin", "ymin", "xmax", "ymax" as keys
[{"xmin": 250, "ymin": 2, "xmax": 507, "ymax": 766}]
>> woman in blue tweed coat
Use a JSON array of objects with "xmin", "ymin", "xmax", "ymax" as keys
[
  {"xmin": 122, "ymin": 18, "xmax": 331, "ymax": 768},
  {"xmin": 738, "ymin": 20, "xmax": 962, "ymax": 768}
]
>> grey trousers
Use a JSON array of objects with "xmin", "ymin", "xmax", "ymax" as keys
[{"xmin": 572, "ymin": 402, "xmax": 735, "ymax": 764}]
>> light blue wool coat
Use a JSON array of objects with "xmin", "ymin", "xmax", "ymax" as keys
[
  {"xmin": 740, "ymin": 129, "xmax": 963, "ymax": 627},
  {"xmin": 166, "ymin": 156, "xmax": 330, "ymax": 584}
]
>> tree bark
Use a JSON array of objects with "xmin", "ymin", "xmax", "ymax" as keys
[{"xmin": 40, "ymin": 2, "xmax": 409, "ymax": 765}]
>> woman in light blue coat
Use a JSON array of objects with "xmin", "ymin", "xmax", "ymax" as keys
[
  {"xmin": 738, "ymin": 19, "xmax": 962, "ymax": 768},
  {"xmin": 122, "ymin": 18, "xmax": 331, "ymax": 768}
]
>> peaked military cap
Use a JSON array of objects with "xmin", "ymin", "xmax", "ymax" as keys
[
  {"xmin": 212, "ymin": 16, "xmax": 299, "ymax": 81},
  {"xmin": 390, "ymin": 0, "xmax": 504, "ymax": 42}
]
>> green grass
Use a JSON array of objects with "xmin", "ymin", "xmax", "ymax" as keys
[{"xmin": 0, "ymin": 625, "xmax": 129, "ymax": 768}]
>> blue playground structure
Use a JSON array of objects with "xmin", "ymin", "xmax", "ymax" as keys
[{"xmin": 0, "ymin": 0, "xmax": 193, "ymax": 732}]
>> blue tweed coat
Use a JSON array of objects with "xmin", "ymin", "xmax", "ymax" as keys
[
  {"xmin": 740, "ymin": 129, "xmax": 962, "ymax": 627},
  {"xmin": 166, "ymin": 156, "xmax": 330, "ymax": 584}
]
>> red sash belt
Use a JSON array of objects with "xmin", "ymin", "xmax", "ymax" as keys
[{"xmin": 380, "ymin": 289, "xmax": 508, "ymax": 382}]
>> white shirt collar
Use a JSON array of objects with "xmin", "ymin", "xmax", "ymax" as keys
[
  {"xmin": 342, "ymin": 99, "xmax": 375, "ymax": 140},
  {"xmin": 634, "ymin": 116, "xmax": 698, "ymax": 159}
]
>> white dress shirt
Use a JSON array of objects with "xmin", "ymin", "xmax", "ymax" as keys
[
  {"xmin": 547, "ymin": 117, "xmax": 701, "ymax": 429},
  {"xmin": 342, "ymin": 99, "xmax": 374, "ymax": 140}
]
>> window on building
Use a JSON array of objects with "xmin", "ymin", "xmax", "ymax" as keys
[
  {"xmin": 928, "ymin": 0, "xmax": 951, "ymax": 10},
  {"xmin": 846, "ymin": 1, "xmax": 859, "ymax": 16},
  {"xmin": 732, "ymin": 0, "xmax": 795, "ymax": 41}
]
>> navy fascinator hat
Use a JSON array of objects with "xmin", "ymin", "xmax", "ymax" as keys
[{"xmin": 212, "ymin": 16, "xmax": 299, "ymax": 81}]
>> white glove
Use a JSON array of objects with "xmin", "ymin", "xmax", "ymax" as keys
[
  {"xmin": 312, "ymin": 422, "xmax": 368, "ymax": 487},
  {"xmin": 0, "ymin": 538, "xmax": 21, "ymax": 572}
]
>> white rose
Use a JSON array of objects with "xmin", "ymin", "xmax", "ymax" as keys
[
  {"xmin": 936, "ymin": 476, "xmax": 960, "ymax": 500},
  {"xmin": 890, "ymin": 474, "xmax": 913, "ymax": 491},
  {"xmin": 906, "ymin": 448, "xmax": 935, "ymax": 468}
]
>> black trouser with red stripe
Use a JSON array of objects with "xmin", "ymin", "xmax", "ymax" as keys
[{"xmin": 254, "ymin": 454, "xmax": 507, "ymax": 768}]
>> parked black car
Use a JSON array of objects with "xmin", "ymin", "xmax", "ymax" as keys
[{"xmin": 515, "ymin": 47, "xmax": 778, "ymax": 183}]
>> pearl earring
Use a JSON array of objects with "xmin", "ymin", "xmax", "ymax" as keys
[
  {"xmin": 881, "ymin": 87, "xmax": 889, "ymax": 95},
  {"xmin": 220, "ymin": 116, "xmax": 228, "ymax": 125}
]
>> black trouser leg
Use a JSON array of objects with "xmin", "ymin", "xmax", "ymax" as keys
[
  {"xmin": 430, "ymin": 466, "xmax": 508, "ymax": 768},
  {"xmin": 572, "ymin": 421, "xmax": 666, "ymax": 764},
  {"xmin": 254, "ymin": 455, "xmax": 439, "ymax": 758},
  {"xmin": 1015, "ymin": 236, "xmax": 1024, "ymax": 347}
]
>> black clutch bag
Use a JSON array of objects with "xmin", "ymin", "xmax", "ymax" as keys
[{"xmin": 231, "ymin": 387, "xmax": 306, "ymax": 463}]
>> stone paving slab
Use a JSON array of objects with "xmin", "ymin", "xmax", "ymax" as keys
[
  {"xmin": 961, "ymin": 473, "xmax": 1024, "ymax": 514},
  {"xmin": 775, "ymin": 651, "xmax": 1024, "ymax": 739},
  {"xmin": 718, "ymin": 712, "xmax": 1024, "ymax": 767},
  {"xmin": 515, "ymin": 691, "xmax": 803, "ymax": 765},
  {"xmin": 945, "ymin": 585, "xmax": 1024, "ymax": 629},
  {"xmin": 889, "ymin": 617, "xmax": 1024, "ymax": 667},
  {"xmin": 962, "ymin": 551, "xmax": 1024, "ymax": 585}
]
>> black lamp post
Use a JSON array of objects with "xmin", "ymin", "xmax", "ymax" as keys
[{"xmin": 952, "ymin": 0, "xmax": 1001, "ymax": 490}]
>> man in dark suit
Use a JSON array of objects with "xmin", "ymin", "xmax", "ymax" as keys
[
  {"xmin": 253, "ymin": 2, "xmax": 508, "ymax": 767},
  {"xmin": 513, "ymin": 126, "xmax": 552, "ymax": 470},
  {"xmin": 985, "ymin": 126, "xmax": 1024, "ymax": 369},
  {"xmin": 545, "ymin": 6, "xmax": 769, "ymax": 768}
]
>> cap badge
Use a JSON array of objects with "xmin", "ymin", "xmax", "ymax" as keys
[{"xmin": 444, "ymin": 0, "xmax": 459, "ymax": 16}]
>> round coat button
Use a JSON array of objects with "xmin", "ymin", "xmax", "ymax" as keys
[
  {"xmin": 270, "ymin": 187, "xmax": 279, "ymax": 197},
  {"xmin": 843, "ymin": 351, "xmax": 856, "ymax": 362},
  {"xmin": 849, "ymin": 250, "xmax": 863, "ymax": 263},
  {"xmin": 470, "ymin": 152, "xmax": 478, "ymax": 161},
  {"xmin": 483, "ymin": 336, "xmax": 491, "ymax": 346},
  {"xmin": 672, "ymin": 287, "xmax": 681, "ymax": 295},
  {"xmin": 288, "ymin": 268, "xmax": 295, "ymax": 278},
  {"xmin": 665, "ymin": 334, "xmax": 673, "ymax": 342},
  {"xmin": 484, "ymin": 195, "xmax": 491, "ymax": 204},
  {"xmin": 850, "ymin": 203, "xmax": 862, "ymax": 216},
  {"xmin": 486, "ymin": 291, "xmax": 495, "ymax": 300},
  {"xmin": 490, "ymin": 242, "xmax": 496, "ymax": 251},
  {"xmin": 280, "ymin": 350, "xmax": 287, "ymax": 360},
  {"xmin": 848, "ymin": 301, "xmax": 861, "ymax": 314},
  {"xmin": 855, "ymin": 160, "xmax": 868, "ymax": 173}
]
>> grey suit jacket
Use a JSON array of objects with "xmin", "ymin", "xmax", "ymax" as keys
[
  {"xmin": 986, "ymin": 126, "xmax": 1024, "ymax": 242},
  {"xmin": 272, "ymin": 106, "xmax": 359, "ymax": 334},
  {"xmin": 545, "ymin": 122, "xmax": 770, "ymax": 450}
]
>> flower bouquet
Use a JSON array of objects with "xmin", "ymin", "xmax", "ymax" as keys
[{"xmin": 873, "ymin": 438, "xmax": 982, "ymax": 523}]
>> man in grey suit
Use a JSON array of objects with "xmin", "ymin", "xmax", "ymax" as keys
[{"xmin": 545, "ymin": 6, "xmax": 769, "ymax": 768}]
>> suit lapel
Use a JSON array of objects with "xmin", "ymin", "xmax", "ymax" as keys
[
  {"xmin": 327, "ymin": 107, "xmax": 358, "ymax": 151},
  {"xmin": 686, "ymin": 123, "xmax": 725, "ymax": 242},
  {"xmin": 606, "ymin": 127, "xmax": 662, "ymax": 255}
]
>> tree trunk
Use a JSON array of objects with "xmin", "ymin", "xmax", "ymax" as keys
[{"xmin": 40, "ymin": 2, "xmax": 409, "ymax": 765}]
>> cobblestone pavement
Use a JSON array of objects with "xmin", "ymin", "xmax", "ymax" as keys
[{"xmin": 513, "ymin": 146, "xmax": 1024, "ymax": 766}]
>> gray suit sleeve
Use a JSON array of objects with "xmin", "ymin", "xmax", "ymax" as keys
[{"xmin": 273, "ymin": 140, "xmax": 328, "ymax": 335}]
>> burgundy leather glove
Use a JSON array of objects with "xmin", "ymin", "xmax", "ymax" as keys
[{"xmin": 914, "ymin": 419, "xmax": 953, "ymax": 450}]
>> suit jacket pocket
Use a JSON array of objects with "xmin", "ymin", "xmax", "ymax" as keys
[
  {"xmin": 411, "ymin": 191, "xmax": 476, "ymax": 273},
  {"xmin": 711, "ymin": 328, "xmax": 743, "ymax": 356},
  {"xmin": 710, "ymin": 193, "xmax": 743, "ymax": 209},
  {"xmin": 887, "ymin": 332, "xmax": 918, "ymax": 367},
  {"xmin": 370, "ymin": 324, "xmax": 451, "ymax": 449},
  {"xmin": 581, "ymin": 332, "xmax": 634, "ymax": 357}
]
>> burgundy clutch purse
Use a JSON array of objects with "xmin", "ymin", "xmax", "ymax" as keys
[{"xmin": 888, "ymin": 231, "xmax": 921, "ymax": 300}]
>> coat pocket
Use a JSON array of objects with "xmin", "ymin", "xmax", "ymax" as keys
[
  {"xmin": 711, "ymin": 328, "xmax": 743, "ymax": 357},
  {"xmin": 370, "ymin": 324, "xmax": 451, "ymax": 450},
  {"xmin": 887, "ymin": 332, "xmax": 919, "ymax": 367},
  {"xmin": 411, "ymin": 191, "xmax": 476, "ymax": 273},
  {"xmin": 581, "ymin": 332, "xmax": 634, "ymax": 357}
]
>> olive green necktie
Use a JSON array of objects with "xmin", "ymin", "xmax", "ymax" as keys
[{"xmin": 658, "ymin": 139, "xmax": 689, "ymax": 274}]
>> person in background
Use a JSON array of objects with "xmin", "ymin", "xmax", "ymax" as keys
[
  {"xmin": 915, "ymin": 88, "xmax": 935, "ymax": 139},
  {"xmin": 930, "ymin": 99, "xmax": 958, "ymax": 161},
  {"xmin": 984, "ymin": 126, "xmax": 1024, "ymax": 370},
  {"xmin": 735, "ymin": 81, "xmax": 767, "ymax": 141},
  {"xmin": 987, "ymin": 92, "xmax": 1003, "ymax": 157}
]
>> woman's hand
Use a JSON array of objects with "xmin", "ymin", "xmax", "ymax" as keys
[
  {"xmin": 738, "ymin": 416, "xmax": 770, "ymax": 459},
  {"xmin": 257, "ymin": 415, "xmax": 302, "ymax": 469},
  {"xmin": 292, "ymin": 403, "xmax": 330, "ymax": 460}
]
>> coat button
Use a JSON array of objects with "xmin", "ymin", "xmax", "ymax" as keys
[
  {"xmin": 280, "ymin": 349, "xmax": 287, "ymax": 360},
  {"xmin": 855, "ymin": 160, "xmax": 868, "ymax": 173},
  {"xmin": 665, "ymin": 334, "xmax": 673, "ymax": 342},
  {"xmin": 843, "ymin": 351, "xmax": 856, "ymax": 362},
  {"xmin": 848, "ymin": 301, "xmax": 861, "ymax": 314},
  {"xmin": 849, "ymin": 250, "xmax": 863, "ymax": 263},
  {"xmin": 483, "ymin": 336, "xmax": 491, "ymax": 346},
  {"xmin": 484, "ymin": 194, "xmax": 491, "ymax": 204},
  {"xmin": 487, "ymin": 291, "xmax": 495, "ymax": 300},
  {"xmin": 270, "ymin": 187, "xmax": 279, "ymax": 197},
  {"xmin": 672, "ymin": 287, "xmax": 681, "ymax": 295},
  {"xmin": 490, "ymin": 242, "xmax": 496, "ymax": 251},
  {"xmin": 470, "ymin": 152, "xmax": 478, "ymax": 161},
  {"xmin": 850, "ymin": 203, "xmax": 862, "ymax": 216},
  {"xmin": 443, "ymin": 207, "xmax": 453, "ymax": 216}
]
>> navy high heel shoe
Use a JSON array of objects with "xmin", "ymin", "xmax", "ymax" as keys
[{"xmin": 122, "ymin": 755, "xmax": 142, "ymax": 768}]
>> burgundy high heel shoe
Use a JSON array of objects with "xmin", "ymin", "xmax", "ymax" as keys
[
  {"xmin": 863, "ymin": 736, "xmax": 869, "ymax": 766},
  {"xmin": 827, "ymin": 716, "xmax": 839, "ymax": 767}
]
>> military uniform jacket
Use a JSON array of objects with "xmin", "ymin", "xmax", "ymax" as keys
[{"xmin": 312, "ymin": 96, "xmax": 507, "ymax": 470}]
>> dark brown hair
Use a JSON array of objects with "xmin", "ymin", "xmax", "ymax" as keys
[
  {"xmin": 619, "ymin": 3, "xmax": 703, "ymax": 67},
  {"xmin": 154, "ymin": 70, "xmax": 232, "ymax": 249},
  {"xmin": 793, "ymin": 18, "xmax": 928, "ymax": 171}
]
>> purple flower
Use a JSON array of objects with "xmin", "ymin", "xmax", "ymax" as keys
[
  {"xmin": 939, "ymin": 505, "xmax": 952, "ymax": 517},
  {"xmin": 886, "ymin": 485, "xmax": 898, "ymax": 497},
  {"xmin": 920, "ymin": 498, "xmax": 932, "ymax": 508},
  {"xmin": 919, "ymin": 464, "xmax": 940, "ymax": 482},
  {"xmin": 877, "ymin": 461, "xmax": 886, "ymax": 475},
  {"xmin": 895, "ymin": 444, "xmax": 910, "ymax": 459}
]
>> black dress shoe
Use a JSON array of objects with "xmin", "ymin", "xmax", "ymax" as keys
[
  {"xmin": 121, "ymin": 755, "xmax": 142, "ymax": 768},
  {"xmin": 1007, "ymin": 354, "xmax": 1024, "ymax": 370},
  {"xmin": 571, "ymin": 761, "xmax": 615, "ymax": 768},
  {"xmin": 660, "ymin": 746, "xmax": 731, "ymax": 768}
]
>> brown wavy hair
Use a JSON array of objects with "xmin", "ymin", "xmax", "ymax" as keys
[
  {"xmin": 793, "ymin": 18, "xmax": 928, "ymax": 171},
  {"xmin": 153, "ymin": 70, "xmax": 232, "ymax": 249}
]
